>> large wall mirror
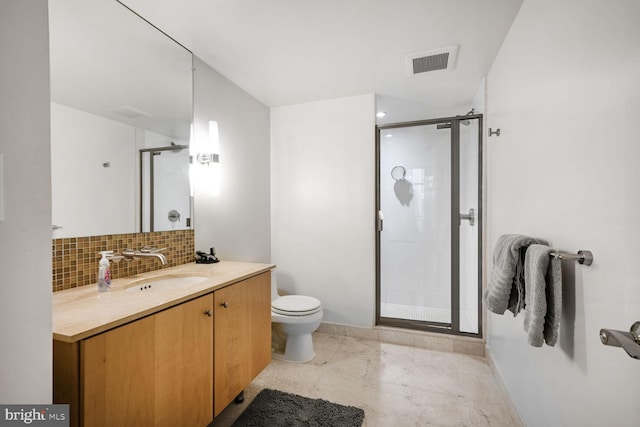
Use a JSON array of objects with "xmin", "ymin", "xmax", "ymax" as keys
[{"xmin": 49, "ymin": 0, "xmax": 193, "ymax": 238}]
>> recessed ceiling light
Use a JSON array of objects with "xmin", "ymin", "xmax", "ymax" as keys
[
  {"xmin": 384, "ymin": 134, "xmax": 393, "ymax": 138},
  {"xmin": 376, "ymin": 111, "xmax": 386, "ymax": 118}
]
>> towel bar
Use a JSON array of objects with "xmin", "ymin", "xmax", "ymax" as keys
[{"xmin": 549, "ymin": 250, "xmax": 593, "ymax": 266}]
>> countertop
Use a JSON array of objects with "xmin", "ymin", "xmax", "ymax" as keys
[{"xmin": 52, "ymin": 260, "xmax": 275, "ymax": 343}]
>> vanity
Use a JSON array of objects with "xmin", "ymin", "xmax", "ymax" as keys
[{"xmin": 53, "ymin": 261, "xmax": 274, "ymax": 427}]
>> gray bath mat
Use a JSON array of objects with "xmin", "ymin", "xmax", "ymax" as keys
[{"xmin": 232, "ymin": 388, "xmax": 365, "ymax": 427}]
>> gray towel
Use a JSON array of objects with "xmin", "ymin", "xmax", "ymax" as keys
[
  {"xmin": 523, "ymin": 244, "xmax": 563, "ymax": 347},
  {"xmin": 544, "ymin": 255, "xmax": 562, "ymax": 346},
  {"xmin": 484, "ymin": 234, "xmax": 540, "ymax": 316}
]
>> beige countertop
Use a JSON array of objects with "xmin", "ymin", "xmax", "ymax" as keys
[{"xmin": 52, "ymin": 260, "xmax": 275, "ymax": 343}]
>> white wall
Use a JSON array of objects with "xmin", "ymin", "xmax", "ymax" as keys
[
  {"xmin": 192, "ymin": 56, "xmax": 271, "ymax": 262},
  {"xmin": 0, "ymin": 0, "xmax": 52, "ymax": 404},
  {"xmin": 51, "ymin": 103, "xmax": 136, "ymax": 237},
  {"xmin": 271, "ymin": 94, "xmax": 376, "ymax": 327},
  {"xmin": 485, "ymin": 0, "xmax": 640, "ymax": 425}
]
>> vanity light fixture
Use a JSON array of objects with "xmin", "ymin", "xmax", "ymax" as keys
[
  {"xmin": 190, "ymin": 121, "xmax": 221, "ymax": 197},
  {"xmin": 195, "ymin": 152, "xmax": 219, "ymax": 165}
]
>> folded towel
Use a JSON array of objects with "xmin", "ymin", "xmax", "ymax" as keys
[
  {"xmin": 543, "ymin": 256, "xmax": 562, "ymax": 346},
  {"xmin": 523, "ymin": 244, "xmax": 551, "ymax": 346},
  {"xmin": 484, "ymin": 234, "xmax": 540, "ymax": 316},
  {"xmin": 523, "ymin": 244, "xmax": 562, "ymax": 347}
]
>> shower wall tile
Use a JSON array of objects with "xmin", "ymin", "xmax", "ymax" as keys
[{"xmin": 52, "ymin": 229, "xmax": 194, "ymax": 292}]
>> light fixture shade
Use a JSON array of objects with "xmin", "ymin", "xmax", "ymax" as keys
[{"xmin": 190, "ymin": 120, "xmax": 220, "ymax": 197}]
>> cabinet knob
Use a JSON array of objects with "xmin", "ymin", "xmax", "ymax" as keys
[
  {"xmin": 204, "ymin": 310, "xmax": 212, "ymax": 317},
  {"xmin": 220, "ymin": 302, "xmax": 229, "ymax": 309}
]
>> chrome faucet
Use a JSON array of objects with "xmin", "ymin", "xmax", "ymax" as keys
[{"xmin": 122, "ymin": 247, "xmax": 168, "ymax": 266}]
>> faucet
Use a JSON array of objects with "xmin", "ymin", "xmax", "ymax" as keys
[{"xmin": 122, "ymin": 247, "xmax": 168, "ymax": 266}]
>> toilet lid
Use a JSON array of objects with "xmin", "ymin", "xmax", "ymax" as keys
[{"xmin": 272, "ymin": 295, "xmax": 321, "ymax": 316}]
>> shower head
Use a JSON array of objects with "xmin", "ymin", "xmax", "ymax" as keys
[{"xmin": 459, "ymin": 108, "xmax": 475, "ymax": 126}]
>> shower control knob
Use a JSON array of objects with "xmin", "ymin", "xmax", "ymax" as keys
[{"xmin": 221, "ymin": 302, "xmax": 229, "ymax": 308}]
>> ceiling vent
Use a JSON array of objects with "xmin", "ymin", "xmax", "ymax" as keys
[
  {"xmin": 108, "ymin": 106, "xmax": 152, "ymax": 119},
  {"xmin": 406, "ymin": 45, "xmax": 458, "ymax": 76}
]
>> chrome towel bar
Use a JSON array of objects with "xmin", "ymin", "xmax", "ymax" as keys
[{"xmin": 549, "ymin": 250, "xmax": 593, "ymax": 266}]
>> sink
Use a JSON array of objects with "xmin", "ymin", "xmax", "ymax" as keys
[{"xmin": 125, "ymin": 275, "xmax": 208, "ymax": 293}]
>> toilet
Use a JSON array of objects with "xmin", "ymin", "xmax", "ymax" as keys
[{"xmin": 270, "ymin": 272, "xmax": 323, "ymax": 363}]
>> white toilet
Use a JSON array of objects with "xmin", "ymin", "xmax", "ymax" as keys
[{"xmin": 270, "ymin": 272, "xmax": 323, "ymax": 363}]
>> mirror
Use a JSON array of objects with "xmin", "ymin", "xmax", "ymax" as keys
[
  {"xmin": 49, "ymin": 0, "xmax": 193, "ymax": 238},
  {"xmin": 140, "ymin": 144, "xmax": 191, "ymax": 232}
]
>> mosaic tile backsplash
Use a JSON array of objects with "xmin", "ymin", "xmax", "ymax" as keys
[{"xmin": 52, "ymin": 229, "xmax": 194, "ymax": 292}]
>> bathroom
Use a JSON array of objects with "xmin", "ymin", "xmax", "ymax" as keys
[{"xmin": 1, "ymin": 0, "xmax": 639, "ymax": 426}]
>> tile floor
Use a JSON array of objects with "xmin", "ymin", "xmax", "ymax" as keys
[{"xmin": 212, "ymin": 332, "xmax": 516, "ymax": 427}]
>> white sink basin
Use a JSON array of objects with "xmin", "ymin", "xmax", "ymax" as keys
[{"xmin": 125, "ymin": 275, "xmax": 208, "ymax": 293}]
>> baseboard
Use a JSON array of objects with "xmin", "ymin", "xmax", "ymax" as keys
[
  {"xmin": 316, "ymin": 322, "xmax": 485, "ymax": 357},
  {"xmin": 485, "ymin": 345, "xmax": 526, "ymax": 427}
]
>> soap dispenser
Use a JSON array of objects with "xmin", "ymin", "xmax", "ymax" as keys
[{"xmin": 97, "ymin": 251, "xmax": 113, "ymax": 292}]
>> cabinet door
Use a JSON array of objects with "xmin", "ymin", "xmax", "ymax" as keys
[
  {"xmin": 155, "ymin": 294, "xmax": 213, "ymax": 426},
  {"xmin": 82, "ymin": 294, "xmax": 213, "ymax": 427},
  {"xmin": 213, "ymin": 272, "xmax": 271, "ymax": 416},
  {"xmin": 82, "ymin": 314, "xmax": 155, "ymax": 427}
]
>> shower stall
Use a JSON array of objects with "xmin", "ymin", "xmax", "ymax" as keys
[{"xmin": 376, "ymin": 113, "xmax": 482, "ymax": 336}]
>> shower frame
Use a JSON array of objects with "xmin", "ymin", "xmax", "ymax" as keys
[
  {"xmin": 139, "ymin": 144, "xmax": 189, "ymax": 232},
  {"xmin": 375, "ymin": 113, "xmax": 483, "ymax": 337}
]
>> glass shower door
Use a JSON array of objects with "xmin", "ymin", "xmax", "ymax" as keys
[
  {"xmin": 378, "ymin": 123, "xmax": 452, "ymax": 326},
  {"xmin": 458, "ymin": 118, "xmax": 480, "ymax": 334},
  {"xmin": 376, "ymin": 115, "xmax": 482, "ymax": 336}
]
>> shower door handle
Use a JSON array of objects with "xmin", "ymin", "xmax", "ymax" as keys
[
  {"xmin": 377, "ymin": 210, "xmax": 384, "ymax": 232},
  {"xmin": 459, "ymin": 208, "xmax": 475, "ymax": 226}
]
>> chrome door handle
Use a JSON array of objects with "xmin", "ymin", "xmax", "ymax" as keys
[{"xmin": 459, "ymin": 208, "xmax": 475, "ymax": 226}]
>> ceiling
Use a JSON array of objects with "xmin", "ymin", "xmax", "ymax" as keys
[{"xmin": 120, "ymin": 0, "xmax": 523, "ymax": 123}]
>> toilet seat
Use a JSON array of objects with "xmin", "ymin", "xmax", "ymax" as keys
[{"xmin": 272, "ymin": 295, "xmax": 321, "ymax": 316}]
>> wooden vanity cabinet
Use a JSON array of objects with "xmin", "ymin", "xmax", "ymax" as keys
[
  {"xmin": 213, "ymin": 271, "xmax": 272, "ymax": 416},
  {"xmin": 53, "ymin": 271, "xmax": 272, "ymax": 426},
  {"xmin": 55, "ymin": 294, "xmax": 214, "ymax": 427}
]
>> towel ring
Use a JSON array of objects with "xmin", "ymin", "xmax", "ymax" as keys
[{"xmin": 391, "ymin": 166, "xmax": 406, "ymax": 181}]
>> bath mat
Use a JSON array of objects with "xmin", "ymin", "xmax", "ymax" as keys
[{"xmin": 231, "ymin": 388, "xmax": 365, "ymax": 427}]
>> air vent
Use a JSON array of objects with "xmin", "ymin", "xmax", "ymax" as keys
[
  {"xmin": 108, "ymin": 106, "xmax": 152, "ymax": 119},
  {"xmin": 406, "ymin": 45, "xmax": 458, "ymax": 76}
]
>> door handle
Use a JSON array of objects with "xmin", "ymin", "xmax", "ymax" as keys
[
  {"xmin": 377, "ymin": 210, "xmax": 384, "ymax": 232},
  {"xmin": 459, "ymin": 208, "xmax": 475, "ymax": 226}
]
